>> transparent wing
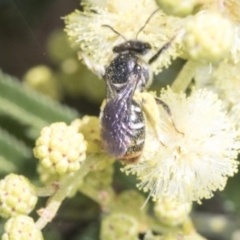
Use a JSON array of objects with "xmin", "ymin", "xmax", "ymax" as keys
[{"xmin": 101, "ymin": 73, "xmax": 139, "ymax": 158}]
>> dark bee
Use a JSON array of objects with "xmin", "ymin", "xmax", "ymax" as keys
[
  {"xmin": 100, "ymin": 41, "xmax": 150, "ymax": 164},
  {"xmin": 100, "ymin": 11, "xmax": 172, "ymax": 164}
]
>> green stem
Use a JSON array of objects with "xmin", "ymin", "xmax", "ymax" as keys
[
  {"xmin": 148, "ymin": 217, "xmax": 179, "ymax": 234},
  {"xmin": 171, "ymin": 60, "xmax": 199, "ymax": 93},
  {"xmin": 182, "ymin": 217, "xmax": 195, "ymax": 234},
  {"xmin": 35, "ymin": 155, "xmax": 97, "ymax": 230},
  {"xmin": 79, "ymin": 185, "xmax": 115, "ymax": 210},
  {"xmin": 36, "ymin": 185, "xmax": 57, "ymax": 197}
]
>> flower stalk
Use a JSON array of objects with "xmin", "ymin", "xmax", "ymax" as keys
[
  {"xmin": 36, "ymin": 184, "xmax": 59, "ymax": 197},
  {"xmin": 35, "ymin": 155, "xmax": 97, "ymax": 230},
  {"xmin": 171, "ymin": 60, "xmax": 199, "ymax": 92}
]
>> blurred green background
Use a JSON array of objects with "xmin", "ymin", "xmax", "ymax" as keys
[
  {"xmin": 0, "ymin": 1, "xmax": 239, "ymax": 240},
  {"xmin": 0, "ymin": 0, "xmax": 104, "ymax": 115}
]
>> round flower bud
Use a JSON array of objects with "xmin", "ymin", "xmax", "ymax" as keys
[
  {"xmin": 154, "ymin": 198, "xmax": 191, "ymax": 226},
  {"xmin": 0, "ymin": 174, "xmax": 37, "ymax": 218},
  {"xmin": 183, "ymin": 12, "xmax": 234, "ymax": 63},
  {"xmin": 23, "ymin": 65, "xmax": 61, "ymax": 101},
  {"xmin": 47, "ymin": 29, "xmax": 76, "ymax": 64},
  {"xmin": 34, "ymin": 122, "xmax": 87, "ymax": 174},
  {"xmin": 83, "ymin": 163, "xmax": 114, "ymax": 189},
  {"xmin": 71, "ymin": 116, "xmax": 101, "ymax": 153},
  {"xmin": 37, "ymin": 163, "xmax": 59, "ymax": 185},
  {"xmin": 155, "ymin": 0, "xmax": 197, "ymax": 17},
  {"xmin": 101, "ymin": 213, "xmax": 139, "ymax": 240},
  {"xmin": 112, "ymin": 191, "xmax": 148, "ymax": 222},
  {"xmin": 2, "ymin": 215, "xmax": 43, "ymax": 240}
]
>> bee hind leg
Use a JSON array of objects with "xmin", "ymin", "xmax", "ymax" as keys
[{"xmin": 154, "ymin": 97, "xmax": 183, "ymax": 135}]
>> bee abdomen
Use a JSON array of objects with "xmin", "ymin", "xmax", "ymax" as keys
[{"xmin": 120, "ymin": 101, "xmax": 145, "ymax": 164}]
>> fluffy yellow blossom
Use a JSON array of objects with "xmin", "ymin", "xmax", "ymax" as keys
[
  {"xmin": 123, "ymin": 89, "xmax": 239, "ymax": 203},
  {"xmin": 65, "ymin": 0, "xmax": 184, "ymax": 75},
  {"xmin": 65, "ymin": 0, "xmax": 240, "ymax": 79},
  {"xmin": 195, "ymin": 61, "xmax": 240, "ymax": 106},
  {"xmin": 195, "ymin": 61, "xmax": 240, "ymax": 129}
]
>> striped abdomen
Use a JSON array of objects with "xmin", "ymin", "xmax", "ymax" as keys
[
  {"xmin": 120, "ymin": 100, "xmax": 145, "ymax": 164},
  {"xmin": 101, "ymin": 98, "xmax": 145, "ymax": 164}
]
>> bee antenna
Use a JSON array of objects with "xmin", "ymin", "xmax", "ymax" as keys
[
  {"xmin": 136, "ymin": 8, "xmax": 159, "ymax": 39},
  {"xmin": 102, "ymin": 24, "xmax": 127, "ymax": 41},
  {"xmin": 148, "ymin": 37, "xmax": 174, "ymax": 64}
]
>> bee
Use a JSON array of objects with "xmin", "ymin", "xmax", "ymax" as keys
[
  {"xmin": 100, "ymin": 45, "xmax": 148, "ymax": 164},
  {"xmin": 100, "ymin": 10, "xmax": 173, "ymax": 164}
]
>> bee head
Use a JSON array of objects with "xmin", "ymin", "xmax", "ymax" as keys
[{"xmin": 113, "ymin": 40, "xmax": 151, "ymax": 55}]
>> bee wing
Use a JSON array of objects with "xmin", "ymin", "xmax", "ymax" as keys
[{"xmin": 101, "ymin": 73, "xmax": 139, "ymax": 158}]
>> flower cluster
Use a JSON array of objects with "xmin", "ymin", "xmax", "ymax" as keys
[
  {"xmin": 123, "ymin": 89, "xmax": 239, "ymax": 203},
  {"xmin": 65, "ymin": 0, "xmax": 184, "ymax": 75},
  {"xmin": 65, "ymin": 0, "xmax": 240, "ymax": 74},
  {"xmin": 0, "ymin": 0, "xmax": 236, "ymax": 239},
  {"xmin": 64, "ymin": 0, "xmax": 240, "ymax": 206}
]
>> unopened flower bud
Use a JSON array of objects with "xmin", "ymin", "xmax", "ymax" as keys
[
  {"xmin": 71, "ymin": 116, "xmax": 101, "ymax": 153},
  {"xmin": 154, "ymin": 198, "xmax": 191, "ymax": 226},
  {"xmin": 2, "ymin": 215, "xmax": 43, "ymax": 240},
  {"xmin": 101, "ymin": 213, "xmax": 139, "ymax": 240},
  {"xmin": 183, "ymin": 13, "xmax": 234, "ymax": 62},
  {"xmin": 155, "ymin": 0, "xmax": 197, "ymax": 17},
  {"xmin": 34, "ymin": 122, "xmax": 87, "ymax": 174},
  {"xmin": 0, "ymin": 174, "xmax": 37, "ymax": 218},
  {"xmin": 23, "ymin": 65, "xmax": 61, "ymax": 100}
]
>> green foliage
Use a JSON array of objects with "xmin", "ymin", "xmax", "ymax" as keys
[
  {"xmin": 222, "ymin": 170, "xmax": 240, "ymax": 213},
  {"xmin": 0, "ymin": 70, "xmax": 78, "ymax": 177},
  {"xmin": 0, "ymin": 128, "xmax": 31, "ymax": 174},
  {"xmin": 1, "ymin": 0, "xmax": 240, "ymax": 238},
  {"xmin": 0, "ymin": 70, "xmax": 78, "ymax": 137}
]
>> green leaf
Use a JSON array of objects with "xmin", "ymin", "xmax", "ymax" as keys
[
  {"xmin": 0, "ymin": 128, "xmax": 32, "ymax": 174},
  {"xmin": 222, "ymin": 171, "xmax": 240, "ymax": 213},
  {"xmin": 0, "ymin": 70, "xmax": 79, "ymax": 138}
]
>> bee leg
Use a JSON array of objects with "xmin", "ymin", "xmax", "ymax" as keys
[
  {"xmin": 154, "ymin": 98, "xmax": 183, "ymax": 135},
  {"xmin": 137, "ymin": 93, "xmax": 166, "ymax": 146},
  {"xmin": 154, "ymin": 98, "xmax": 171, "ymax": 115}
]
